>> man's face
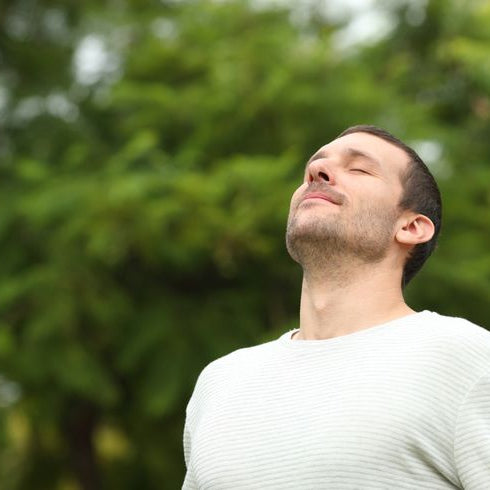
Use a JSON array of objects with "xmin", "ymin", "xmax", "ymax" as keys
[{"xmin": 286, "ymin": 131, "xmax": 410, "ymax": 266}]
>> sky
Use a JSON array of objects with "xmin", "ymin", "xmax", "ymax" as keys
[{"xmin": 252, "ymin": 0, "xmax": 428, "ymax": 50}]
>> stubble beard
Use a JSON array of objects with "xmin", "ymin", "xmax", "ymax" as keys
[{"xmin": 285, "ymin": 202, "xmax": 398, "ymax": 273}]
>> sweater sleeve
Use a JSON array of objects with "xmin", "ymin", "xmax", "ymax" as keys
[
  {"xmin": 182, "ymin": 413, "xmax": 198, "ymax": 489},
  {"xmin": 453, "ymin": 372, "xmax": 490, "ymax": 489},
  {"xmin": 182, "ymin": 365, "xmax": 209, "ymax": 490},
  {"xmin": 182, "ymin": 427, "xmax": 197, "ymax": 490}
]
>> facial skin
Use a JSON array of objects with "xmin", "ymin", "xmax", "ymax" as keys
[{"xmin": 286, "ymin": 132, "xmax": 411, "ymax": 272}]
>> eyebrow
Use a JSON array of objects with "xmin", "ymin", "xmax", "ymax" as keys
[
  {"xmin": 345, "ymin": 148, "xmax": 382, "ymax": 169},
  {"xmin": 305, "ymin": 147, "xmax": 382, "ymax": 170}
]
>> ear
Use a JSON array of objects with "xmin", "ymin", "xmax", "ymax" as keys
[{"xmin": 395, "ymin": 213, "xmax": 435, "ymax": 246}]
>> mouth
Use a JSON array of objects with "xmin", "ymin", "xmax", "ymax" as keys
[{"xmin": 301, "ymin": 192, "xmax": 340, "ymax": 205}]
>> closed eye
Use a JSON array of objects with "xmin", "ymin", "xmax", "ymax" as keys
[{"xmin": 350, "ymin": 168, "xmax": 371, "ymax": 175}]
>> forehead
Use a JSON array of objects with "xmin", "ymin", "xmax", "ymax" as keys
[{"xmin": 318, "ymin": 131, "xmax": 411, "ymax": 177}]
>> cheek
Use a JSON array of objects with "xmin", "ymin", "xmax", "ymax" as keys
[{"xmin": 290, "ymin": 185, "xmax": 306, "ymax": 209}]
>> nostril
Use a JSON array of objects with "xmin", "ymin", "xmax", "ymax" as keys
[{"xmin": 319, "ymin": 171, "xmax": 329, "ymax": 181}]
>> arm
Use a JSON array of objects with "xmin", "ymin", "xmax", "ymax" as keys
[
  {"xmin": 453, "ymin": 372, "xmax": 490, "ymax": 489},
  {"xmin": 182, "ymin": 415, "xmax": 198, "ymax": 489}
]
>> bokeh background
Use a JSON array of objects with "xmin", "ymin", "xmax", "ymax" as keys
[{"xmin": 1, "ymin": 0, "xmax": 489, "ymax": 488}]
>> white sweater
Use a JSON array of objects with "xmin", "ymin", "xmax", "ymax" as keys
[{"xmin": 183, "ymin": 311, "xmax": 490, "ymax": 489}]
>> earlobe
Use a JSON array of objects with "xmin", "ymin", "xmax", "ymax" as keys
[{"xmin": 396, "ymin": 214, "xmax": 435, "ymax": 246}]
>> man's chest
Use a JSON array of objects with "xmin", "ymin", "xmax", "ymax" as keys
[{"xmin": 190, "ymin": 360, "xmax": 459, "ymax": 489}]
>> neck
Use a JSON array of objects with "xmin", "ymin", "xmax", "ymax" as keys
[{"xmin": 296, "ymin": 259, "xmax": 413, "ymax": 340}]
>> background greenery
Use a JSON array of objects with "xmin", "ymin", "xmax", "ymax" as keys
[{"xmin": 0, "ymin": 0, "xmax": 489, "ymax": 488}]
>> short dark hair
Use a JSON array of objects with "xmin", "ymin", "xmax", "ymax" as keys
[{"xmin": 338, "ymin": 124, "xmax": 442, "ymax": 287}]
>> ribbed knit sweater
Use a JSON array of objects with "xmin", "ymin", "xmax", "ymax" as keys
[{"xmin": 183, "ymin": 311, "xmax": 490, "ymax": 489}]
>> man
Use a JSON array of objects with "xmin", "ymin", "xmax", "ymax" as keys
[{"xmin": 183, "ymin": 125, "xmax": 490, "ymax": 489}]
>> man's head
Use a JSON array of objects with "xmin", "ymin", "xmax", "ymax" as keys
[{"xmin": 286, "ymin": 125, "xmax": 442, "ymax": 287}]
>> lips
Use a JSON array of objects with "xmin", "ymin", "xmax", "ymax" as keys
[{"xmin": 302, "ymin": 191, "xmax": 340, "ymax": 205}]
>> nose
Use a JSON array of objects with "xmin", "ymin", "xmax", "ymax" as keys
[{"xmin": 306, "ymin": 158, "xmax": 334, "ymax": 185}]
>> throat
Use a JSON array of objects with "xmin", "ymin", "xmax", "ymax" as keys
[{"xmin": 298, "ymin": 270, "xmax": 410, "ymax": 341}]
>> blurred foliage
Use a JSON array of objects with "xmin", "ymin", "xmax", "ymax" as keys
[{"xmin": 0, "ymin": 0, "xmax": 489, "ymax": 488}]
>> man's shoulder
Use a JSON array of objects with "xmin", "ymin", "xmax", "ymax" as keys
[
  {"xmin": 195, "ymin": 335, "xmax": 283, "ymax": 384},
  {"xmin": 422, "ymin": 310, "xmax": 489, "ymax": 340},
  {"xmin": 211, "ymin": 336, "xmax": 281, "ymax": 367},
  {"xmin": 418, "ymin": 310, "xmax": 490, "ymax": 362}
]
